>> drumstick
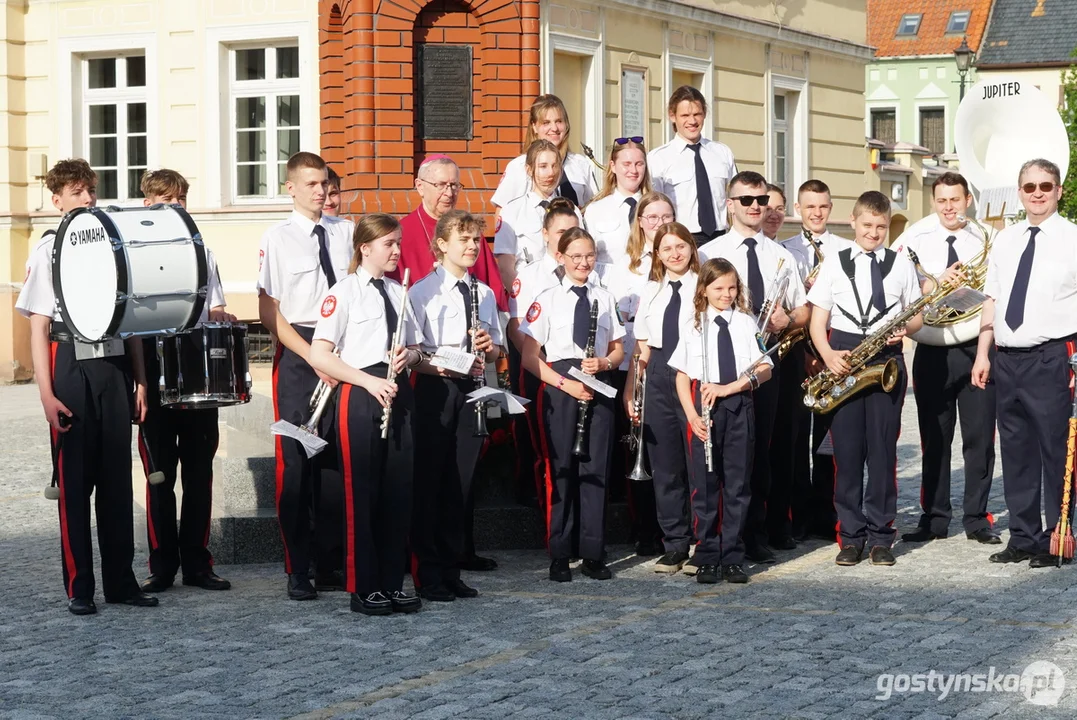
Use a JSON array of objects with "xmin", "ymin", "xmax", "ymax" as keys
[
  {"xmin": 43, "ymin": 414, "xmax": 70, "ymax": 500},
  {"xmin": 139, "ymin": 426, "xmax": 166, "ymax": 486}
]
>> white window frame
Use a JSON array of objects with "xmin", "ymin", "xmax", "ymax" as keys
[
  {"xmin": 946, "ymin": 11, "xmax": 971, "ymax": 34},
  {"xmin": 897, "ymin": 14, "xmax": 922, "ymax": 36},
  {"xmin": 865, "ymin": 102, "xmax": 899, "ymax": 144},
  {"xmin": 542, "ymin": 32, "xmax": 605, "ymax": 159},
  {"xmin": 915, "ymin": 102, "xmax": 948, "ymax": 155},
  {"xmin": 664, "ymin": 53, "xmax": 714, "ymax": 145},
  {"xmin": 768, "ymin": 74, "xmax": 808, "ymax": 209},
  {"xmin": 204, "ymin": 22, "xmax": 317, "ymax": 208},
  {"xmin": 57, "ymin": 33, "xmax": 159, "ymax": 205},
  {"xmin": 81, "ymin": 54, "xmax": 149, "ymax": 203}
]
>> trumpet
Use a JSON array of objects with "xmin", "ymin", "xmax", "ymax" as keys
[
  {"xmin": 470, "ymin": 277, "xmax": 490, "ymax": 438},
  {"xmin": 623, "ymin": 354, "xmax": 651, "ymax": 482},
  {"xmin": 572, "ymin": 299, "xmax": 599, "ymax": 457},
  {"xmin": 268, "ymin": 354, "xmax": 337, "ymax": 458},
  {"xmin": 380, "ymin": 268, "xmax": 411, "ymax": 440},
  {"xmin": 803, "ymin": 228, "xmax": 824, "ymax": 287},
  {"xmin": 756, "ymin": 258, "xmax": 788, "ymax": 349}
]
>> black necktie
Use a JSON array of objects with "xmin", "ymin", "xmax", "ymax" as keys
[
  {"xmin": 557, "ymin": 177, "xmax": 579, "ymax": 206},
  {"xmin": 314, "ymin": 225, "xmax": 337, "ymax": 287},
  {"xmin": 539, "ymin": 199, "xmax": 550, "ymax": 211},
  {"xmin": 625, "ymin": 197, "xmax": 637, "ymax": 224},
  {"xmin": 370, "ymin": 278, "xmax": 397, "ymax": 347},
  {"xmin": 867, "ymin": 251, "xmax": 886, "ymax": 313},
  {"xmin": 457, "ymin": 280, "xmax": 472, "ymax": 334},
  {"xmin": 714, "ymin": 315, "xmax": 736, "ymax": 384},
  {"xmin": 689, "ymin": 144, "xmax": 717, "ymax": 236},
  {"xmin": 662, "ymin": 281, "xmax": 682, "ymax": 352},
  {"xmin": 1005, "ymin": 226, "xmax": 1040, "ymax": 331},
  {"xmin": 945, "ymin": 235, "xmax": 959, "ymax": 268},
  {"xmin": 744, "ymin": 238, "xmax": 765, "ymax": 315},
  {"xmin": 571, "ymin": 285, "xmax": 589, "ymax": 350}
]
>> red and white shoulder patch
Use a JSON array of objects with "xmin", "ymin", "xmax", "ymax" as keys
[
  {"xmin": 320, "ymin": 295, "xmax": 337, "ymax": 318},
  {"xmin": 258, "ymin": 248, "xmax": 265, "ymax": 271},
  {"xmin": 510, "ymin": 277, "xmax": 522, "ymax": 298},
  {"xmin": 525, "ymin": 301, "xmax": 541, "ymax": 323},
  {"xmin": 494, "ymin": 216, "xmax": 503, "ymax": 234}
]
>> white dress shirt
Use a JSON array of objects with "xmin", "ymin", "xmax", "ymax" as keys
[
  {"xmin": 491, "ymin": 151, "xmax": 599, "ymax": 208},
  {"xmin": 509, "ymin": 253, "xmax": 562, "ymax": 321},
  {"xmin": 596, "ymin": 258, "xmax": 652, "ymax": 370},
  {"xmin": 408, "ymin": 265, "xmax": 504, "ymax": 353},
  {"xmin": 698, "ymin": 229, "xmax": 806, "ymax": 312},
  {"xmin": 633, "ymin": 270, "xmax": 699, "ymax": 348},
  {"xmin": 583, "ymin": 190, "xmax": 641, "ymax": 266},
  {"xmin": 806, "ymin": 245, "xmax": 922, "ymax": 335},
  {"xmin": 313, "ymin": 268, "xmax": 419, "ymax": 370},
  {"xmin": 521, "ymin": 276, "xmax": 625, "ymax": 362},
  {"xmin": 780, "ymin": 229, "xmax": 854, "ymax": 281},
  {"xmin": 257, "ymin": 210, "xmax": 354, "ymax": 327},
  {"xmin": 493, "ymin": 191, "xmax": 583, "ymax": 270},
  {"xmin": 647, "ymin": 136, "xmax": 736, "ymax": 234},
  {"xmin": 667, "ymin": 306, "xmax": 772, "ymax": 382},
  {"xmin": 984, "ymin": 213, "xmax": 1077, "ymax": 347},
  {"xmin": 895, "ymin": 221, "xmax": 985, "ymax": 281}
]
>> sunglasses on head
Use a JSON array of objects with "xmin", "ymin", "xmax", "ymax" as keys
[
  {"xmin": 731, "ymin": 195, "xmax": 770, "ymax": 207},
  {"xmin": 614, "ymin": 136, "xmax": 644, "ymax": 145},
  {"xmin": 1021, "ymin": 181, "xmax": 1056, "ymax": 194}
]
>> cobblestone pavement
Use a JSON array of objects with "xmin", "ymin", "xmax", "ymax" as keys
[{"xmin": 3, "ymin": 380, "xmax": 1077, "ymax": 720}]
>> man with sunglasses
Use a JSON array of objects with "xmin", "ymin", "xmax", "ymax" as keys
[
  {"xmin": 972, "ymin": 158, "xmax": 1077, "ymax": 569},
  {"xmin": 648, "ymin": 86, "xmax": 737, "ymax": 246},
  {"xmin": 698, "ymin": 170, "xmax": 809, "ymax": 564}
]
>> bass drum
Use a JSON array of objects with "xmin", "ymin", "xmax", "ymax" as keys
[
  {"xmin": 52, "ymin": 205, "xmax": 207, "ymax": 343},
  {"xmin": 158, "ymin": 322, "xmax": 252, "ymax": 409}
]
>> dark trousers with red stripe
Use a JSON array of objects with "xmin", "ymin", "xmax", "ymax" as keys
[
  {"xmin": 912, "ymin": 341, "xmax": 997, "ymax": 535},
  {"xmin": 509, "ymin": 341, "xmax": 544, "ymax": 508},
  {"xmin": 50, "ymin": 341, "xmax": 140, "ymax": 601},
  {"xmin": 995, "ymin": 339, "xmax": 1073, "ymax": 554},
  {"xmin": 542, "ymin": 360, "xmax": 614, "ymax": 561},
  {"xmin": 411, "ymin": 374, "xmax": 484, "ymax": 590},
  {"xmin": 644, "ymin": 352, "xmax": 692, "ymax": 554},
  {"xmin": 140, "ymin": 342, "xmax": 218, "ymax": 578},
  {"xmin": 686, "ymin": 387, "xmax": 754, "ymax": 567},
  {"xmin": 829, "ymin": 331, "xmax": 907, "ymax": 550},
  {"xmin": 744, "ymin": 357, "xmax": 779, "ymax": 547},
  {"xmin": 613, "ymin": 369, "xmax": 660, "ymax": 545},
  {"xmin": 272, "ymin": 326, "xmax": 343, "ymax": 577},
  {"xmin": 802, "ymin": 412, "xmax": 837, "ymax": 536},
  {"xmin": 768, "ymin": 344, "xmax": 807, "ymax": 541},
  {"xmin": 337, "ymin": 367, "xmax": 413, "ymax": 596}
]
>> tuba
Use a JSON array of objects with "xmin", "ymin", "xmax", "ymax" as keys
[{"xmin": 911, "ymin": 75, "xmax": 1070, "ymax": 346}]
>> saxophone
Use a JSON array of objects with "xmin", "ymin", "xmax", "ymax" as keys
[
  {"xmin": 777, "ymin": 229, "xmax": 824, "ymax": 360},
  {"xmin": 802, "ymin": 262, "xmax": 965, "ymax": 414}
]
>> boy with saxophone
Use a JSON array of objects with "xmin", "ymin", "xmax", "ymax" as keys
[{"xmin": 806, "ymin": 191, "xmax": 923, "ymax": 566}]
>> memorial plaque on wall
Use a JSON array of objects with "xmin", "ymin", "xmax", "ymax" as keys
[
  {"xmin": 418, "ymin": 45, "xmax": 473, "ymax": 140},
  {"xmin": 621, "ymin": 68, "xmax": 646, "ymax": 139}
]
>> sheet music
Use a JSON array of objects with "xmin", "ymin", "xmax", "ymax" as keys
[
  {"xmin": 568, "ymin": 367, "xmax": 618, "ymax": 398},
  {"xmin": 429, "ymin": 347, "xmax": 477, "ymax": 375},
  {"xmin": 466, "ymin": 386, "xmax": 530, "ymax": 415}
]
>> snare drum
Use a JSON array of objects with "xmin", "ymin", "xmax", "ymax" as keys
[
  {"xmin": 158, "ymin": 322, "xmax": 252, "ymax": 409},
  {"xmin": 52, "ymin": 205, "xmax": 207, "ymax": 343}
]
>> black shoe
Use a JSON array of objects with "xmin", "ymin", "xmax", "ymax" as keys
[
  {"xmin": 581, "ymin": 559, "xmax": 612, "ymax": 580},
  {"xmin": 549, "ymin": 559, "xmax": 572, "ymax": 583},
  {"xmin": 869, "ymin": 546, "xmax": 896, "ymax": 566},
  {"xmin": 287, "ymin": 574, "xmax": 317, "ymax": 601},
  {"xmin": 722, "ymin": 565, "xmax": 749, "ymax": 583},
  {"xmin": 901, "ymin": 527, "xmax": 944, "ymax": 543},
  {"xmin": 1029, "ymin": 553, "xmax": 1070, "ymax": 569},
  {"xmin": 634, "ymin": 539, "xmax": 664, "ymax": 557},
  {"xmin": 314, "ymin": 570, "xmax": 346, "ymax": 591},
  {"xmin": 681, "ymin": 556, "xmax": 700, "ymax": 576},
  {"xmin": 696, "ymin": 564, "xmax": 720, "ymax": 584},
  {"xmin": 459, "ymin": 554, "xmax": 498, "ymax": 572},
  {"xmin": 745, "ymin": 542, "xmax": 776, "ymax": 565},
  {"xmin": 388, "ymin": 590, "xmax": 422, "ymax": 613},
  {"xmin": 989, "ymin": 547, "xmax": 1034, "ymax": 564},
  {"xmin": 445, "ymin": 578, "xmax": 479, "ymax": 598},
  {"xmin": 418, "ymin": 584, "xmax": 456, "ymax": 602},
  {"xmin": 68, "ymin": 597, "xmax": 97, "ymax": 616},
  {"xmin": 140, "ymin": 574, "xmax": 174, "ymax": 593},
  {"xmin": 106, "ymin": 591, "xmax": 159, "ymax": 607},
  {"xmin": 182, "ymin": 571, "xmax": 231, "ymax": 591},
  {"xmin": 351, "ymin": 591, "xmax": 392, "ymax": 616},
  {"xmin": 835, "ymin": 546, "xmax": 862, "ymax": 566},
  {"xmin": 966, "ymin": 528, "xmax": 1002, "ymax": 545},
  {"xmin": 653, "ymin": 550, "xmax": 690, "ymax": 573},
  {"xmin": 770, "ymin": 535, "xmax": 798, "ymax": 551}
]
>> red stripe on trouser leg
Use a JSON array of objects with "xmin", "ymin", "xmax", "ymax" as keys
[
  {"xmin": 138, "ymin": 433, "xmax": 159, "ymax": 551},
  {"xmin": 831, "ymin": 447, "xmax": 841, "ymax": 546},
  {"xmin": 51, "ymin": 342, "xmax": 78, "ymax": 598},
  {"xmin": 536, "ymin": 383, "xmax": 553, "ymax": 550},
  {"xmin": 338, "ymin": 384, "xmax": 357, "ymax": 594},
  {"xmin": 271, "ymin": 342, "xmax": 292, "ymax": 574},
  {"xmin": 522, "ymin": 363, "xmax": 546, "ymax": 509}
]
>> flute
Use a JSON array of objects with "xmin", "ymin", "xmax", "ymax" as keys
[
  {"xmin": 470, "ymin": 277, "xmax": 490, "ymax": 437},
  {"xmin": 379, "ymin": 268, "xmax": 410, "ymax": 440}
]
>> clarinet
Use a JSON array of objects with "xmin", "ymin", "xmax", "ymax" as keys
[
  {"xmin": 571, "ymin": 299, "xmax": 599, "ymax": 457},
  {"xmin": 379, "ymin": 269, "xmax": 411, "ymax": 440},
  {"xmin": 470, "ymin": 277, "xmax": 489, "ymax": 437}
]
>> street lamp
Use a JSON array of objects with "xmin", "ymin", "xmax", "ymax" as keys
[{"xmin": 954, "ymin": 36, "xmax": 974, "ymax": 101}]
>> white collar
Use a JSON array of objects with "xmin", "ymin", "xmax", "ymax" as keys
[
  {"xmin": 289, "ymin": 209, "xmax": 323, "ymax": 237},
  {"xmin": 705, "ymin": 305, "xmax": 736, "ymax": 324},
  {"xmin": 436, "ymin": 264, "xmax": 470, "ymax": 293}
]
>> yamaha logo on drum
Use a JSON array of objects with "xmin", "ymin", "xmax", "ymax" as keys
[{"xmin": 69, "ymin": 225, "xmax": 108, "ymax": 246}]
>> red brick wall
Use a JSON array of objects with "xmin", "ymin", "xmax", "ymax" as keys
[{"xmin": 319, "ymin": 0, "xmax": 540, "ymax": 229}]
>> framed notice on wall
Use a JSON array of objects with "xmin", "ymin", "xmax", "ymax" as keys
[{"xmin": 621, "ymin": 68, "xmax": 646, "ymax": 139}]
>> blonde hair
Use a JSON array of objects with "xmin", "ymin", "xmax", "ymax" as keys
[
  {"xmin": 648, "ymin": 220, "xmax": 701, "ymax": 282},
  {"xmin": 693, "ymin": 258, "xmax": 750, "ymax": 330},
  {"xmin": 348, "ymin": 213, "xmax": 401, "ymax": 274},
  {"xmin": 626, "ymin": 193, "xmax": 675, "ymax": 277},
  {"xmin": 523, "ymin": 95, "xmax": 571, "ymax": 158},
  {"xmin": 431, "ymin": 209, "xmax": 484, "ymax": 260},
  {"xmin": 140, "ymin": 168, "xmax": 189, "ymax": 199}
]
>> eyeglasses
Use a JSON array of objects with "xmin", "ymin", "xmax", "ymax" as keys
[
  {"xmin": 1021, "ymin": 182, "xmax": 1056, "ymax": 194},
  {"xmin": 640, "ymin": 213, "xmax": 675, "ymax": 224},
  {"xmin": 419, "ymin": 179, "xmax": 464, "ymax": 194},
  {"xmin": 614, "ymin": 136, "xmax": 644, "ymax": 145},
  {"xmin": 565, "ymin": 253, "xmax": 597, "ymax": 265},
  {"xmin": 731, "ymin": 195, "xmax": 770, "ymax": 207}
]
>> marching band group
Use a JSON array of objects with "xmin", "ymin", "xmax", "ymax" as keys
[{"xmin": 19, "ymin": 85, "xmax": 1077, "ymax": 618}]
